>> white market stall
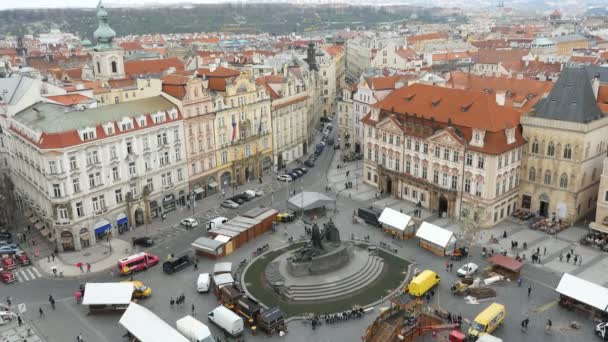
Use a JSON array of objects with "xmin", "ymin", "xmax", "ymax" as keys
[
  {"xmin": 378, "ymin": 208, "xmax": 415, "ymax": 239},
  {"xmin": 119, "ymin": 302, "xmax": 189, "ymax": 342},
  {"xmin": 81, "ymin": 282, "xmax": 134, "ymax": 312},
  {"xmin": 555, "ymin": 273, "xmax": 608, "ymax": 317},
  {"xmin": 415, "ymin": 222, "xmax": 456, "ymax": 256}
]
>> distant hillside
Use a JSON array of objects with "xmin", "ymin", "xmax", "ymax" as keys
[{"xmin": 0, "ymin": 4, "xmax": 465, "ymax": 38}]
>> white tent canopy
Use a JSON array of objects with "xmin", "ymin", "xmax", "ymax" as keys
[
  {"xmin": 287, "ymin": 191, "xmax": 335, "ymax": 211},
  {"xmin": 119, "ymin": 302, "xmax": 189, "ymax": 342},
  {"xmin": 555, "ymin": 273, "xmax": 608, "ymax": 312},
  {"xmin": 82, "ymin": 283, "xmax": 134, "ymax": 305},
  {"xmin": 415, "ymin": 222, "xmax": 455, "ymax": 248},
  {"xmin": 378, "ymin": 208, "xmax": 413, "ymax": 232}
]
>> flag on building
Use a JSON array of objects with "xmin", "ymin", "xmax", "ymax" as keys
[{"xmin": 231, "ymin": 117, "xmax": 237, "ymax": 142}]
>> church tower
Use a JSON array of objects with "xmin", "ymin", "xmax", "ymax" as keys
[{"xmin": 92, "ymin": 1, "xmax": 125, "ymax": 80}]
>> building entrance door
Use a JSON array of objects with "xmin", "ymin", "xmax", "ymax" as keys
[
  {"xmin": 439, "ymin": 195, "xmax": 448, "ymax": 217},
  {"xmin": 385, "ymin": 177, "xmax": 392, "ymax": 194},
  {"xmin": 540, "ymin": 200, "xmax": 549, "ymax": 217}
]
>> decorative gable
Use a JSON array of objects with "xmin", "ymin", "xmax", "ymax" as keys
[
  {"xmin": 377, "ymin": 117, "xmax": 402, "ymax": 133},
  {"xmin": 505, "ymin": 127, "xmax": 516, "ymax": 144},
  {"xmin": 428, "ymin": 129, "xmax": 463, "ymax": 148}
]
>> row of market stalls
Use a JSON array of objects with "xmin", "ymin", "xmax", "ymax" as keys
[
  {"xmin": 192, "ymin": 207, "xmax": 278, "ymax": 259},
  {"xmin": 556, "ymin": 273, "xmax": 608, "ymax": 318},
  {"xmin": 119, "ymin": 302, "xmax": 190, "ymax": 342}
]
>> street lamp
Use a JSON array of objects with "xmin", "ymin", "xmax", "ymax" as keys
[{"xmin": 190, "ymin": 190, "xmax": 196, "ymax": 215}]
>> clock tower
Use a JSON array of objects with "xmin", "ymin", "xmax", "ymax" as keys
[{"xmin": 91, "ymin": 1, "xmax": 125, "ymax": 80}]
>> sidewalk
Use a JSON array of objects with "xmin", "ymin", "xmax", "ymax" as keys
[{"xmin": 0, "ymin": 318, "xmax": 45, "ymax": 342}]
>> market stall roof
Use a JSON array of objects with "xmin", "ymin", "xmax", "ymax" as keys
[
  {"xmin": 213, "ymin": 273, "xmax": 235, "ymax": 287},
  {"xmin": 191, "ymin": 237, "xmax": 225, "ymax": 252},
  {"xmin": 119, "ymin": 302, "xmax": 189, "ymax": 342},
  {"xmin": 415, "ymin": 222, "xmax": 455, "ymax": 248},
  {"xmin": 555, "ymin": 273, "xmax": 608, "ymax": 312},
  {"xmin": 287, "ymin": 191, "xmax": 335, "ymax": 211},
  {"xmin": 82, "ymin": 283, "xmax": 134, "ymax": 305},
  {"xmin": 487, "ymin": 254, "xmax": 524, "ymax": 272},
  {"xmin": 378, "ymin": 208, "xmax": 413, "ymax": 231},
  {"xmin": 213, "ymin": 262, "xmax": 232, "ymax": 275},
  {"xmin": 214, "ymin": 235, "xmax": 231, "ymax": 243}
]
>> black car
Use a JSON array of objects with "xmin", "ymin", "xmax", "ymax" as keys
[
  {"xmin": 162, "ymin": 254, "xmax": 192, "ymax": 274},
  {"xmin": 0, "ymin": 229, "xmax": 12, "ymax": 240},
  {"xmin": 229, "ymin": 196, "xmax": 245, "ymax": 204},
  {"xmin": 235, "ymin": 193, "xmax": 251, "ymax": 202},
  {"xmin": 294, "ymin": 167, "xmax": 308, "ymax": 174},
  {"xmin": 290, "ymin": 169, "xmax": 303, "ymax": 177},
  {"xmin": 304, "ymin": 160, "xmax": 315, "ymax": 167},
  {"xmin": 288, "ymin": 172, "xmax": 300, "ymax": 179},
  {"xmin": 133, "ymin": 237, "xmax": 154, "ymax": 247}
]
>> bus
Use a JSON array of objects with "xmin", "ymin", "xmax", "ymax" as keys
[{"xmin": 117, "ymin": 252, "xmax": 159, "ymax": 275}]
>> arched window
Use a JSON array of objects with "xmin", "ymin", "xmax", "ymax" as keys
[
  {"xmin": 547, "ymin": 142, "xmax": 555, "ymax": 157},
  {"xmin": 96, "ymin": 62, "xmax": 101, "ymax": 74},
  {"xmin": 531, "ymin": 140, "xmax": 539, "ymax": 154},
  {"xmin": 111, "ymin": 61, "xmax": 117, "ymax": 73},
  {"xmin": 529, "ymin": 167, "xmax": 536, "ymax": 181},
  {"xmin": 544, "ymin": 170, "xmax": 552, "ymax": 185},
  {"xmin": 563, "ymin": 144, "xmax": 572, "ymax": 159},
  {"xmin": 559, "ymin": 173, "xmax": 568, "ymax": 188}
]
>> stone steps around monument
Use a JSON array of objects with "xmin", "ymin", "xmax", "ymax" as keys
[
  {"xmin": 288, "ymin": 254, "xmax": 381, "ymax": 290},
  {"xmin": 285, "ymin": 256, "xmax": 385, "ymax": 301}
]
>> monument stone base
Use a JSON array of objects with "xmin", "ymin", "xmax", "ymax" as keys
[{"xmin": 286, "ymin": 242, "xmax": 354, "ymax": 277}]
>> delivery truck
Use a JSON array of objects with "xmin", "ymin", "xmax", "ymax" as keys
[{"xmin": 176, "ymin": 315, "xmax": 214, "ymax": 342}]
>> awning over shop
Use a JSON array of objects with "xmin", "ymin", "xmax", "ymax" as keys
[
  {"xmin": 34, "ymin": 222, "xmax": 44, "ymax": 230},
  {"xmin": 116, "ymin": 213, "xmax": 128, "ymax": 225},
  {"xmin": 208, "ymin": 182, "xmax": 218, "ymax": 188},
  {"xmin": 415, "ymin": 222, "xmax": 455, "ymax": 248},
  {"xmin": 378, "ymin": 208, "xmax": 413, "ymax": 232},
  {"xmin": 555, "ymin": 273, "xmax": 608, "ymax": 312},
  {"xmin": 487, "ymin": 254, "xmax": 524, "ymax": 272},
  {"xmin": 119, "ymin": 302, "xmax": 189, "ymax": 342},
  {"xmin": 93, "ymin": 220, "xmax": 112, "ymax": 235},
  {"xmin": 191, "ymin": 237, "xmax": 225, "ymax": 253},
  {"xmin": 287, "ymin": 191, "xmax": 335, "ymax": 211},
  {"xmin": 193, "ymin": 187, "xmax": 204, "ymax": 194}
]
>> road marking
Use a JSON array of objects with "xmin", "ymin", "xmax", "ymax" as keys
[
  {"xmin": 26, "ymin": 268, "xmax": 35, "ymax": 280},
  {"xmin": 15, "ymin": 271, "xmax": 23, "ymax": 282},
  {"xmin": 31, "ymin": 267, "xmax": 41, "ymax": 277},
  {"xmin": 534, "ymin": 300, "xmax": 558, "ymax": 313},
  {"xmin": 19, "ymin": 270, "xmax": 29, "ymax": 281}
]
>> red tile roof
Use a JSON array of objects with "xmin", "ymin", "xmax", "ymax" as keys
[
  {"xmin": 107, "ymin": 78, "xmax": 136, "ymax": 88},
  {"xmin": 323, "ymin": 45, "xmax": 344, "ymax": 57},
  {"xmin": 196, "ymin": 66, "xmax": 241, "ymax": 78},
  {"xmin": 119, "ymin": 41, "xmax": 144, "ymax": 51},
  {"xmin": 407, "ymin": 33, "xmax": 448, "ymax": 44},
  {"xmin": 44, "ymin": 94, "xmax": 94, "ymax": 106},
  {"xmin": 255, "ymin": 75, "xmax": 286, "ymax": 99},
  {"xmin": 471, "ymin": 49, "xmax": 529, "ymax": 65},
  {"xmin": 124, "ymin": 57, "xmax": 184, "ymax": 77},
  {"xmin": 395, "ymin": 47, "xmax": 419, "ymax": 60},
  {"xmin": 366, "ymin": 75, "xmax": 415, "ymax": 91}
]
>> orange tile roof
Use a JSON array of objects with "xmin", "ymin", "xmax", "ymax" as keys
[
  {"xmin": 119, "ymin": 41, "xmax": 144, "ymax": 51},
  {"xmin": 366, "ymin": 75, "xmax": 415, "ymax": 91},
  {"xmin": 324, "ymin": 45, "xmax": 344, "ymax": 57},
  {"xmin": 432, "ymin": 52, "xmax": 472, "ymax": 61},
  {"xmin": 124, "ymin": 57, "xmax": 184, "ymax": 77},
  {"xmin": 395, "ymin": 47, "xmax": 419, "ymax": 60},
  {"xmin": 196, "ymin": 66, "xmax": 241, "ymax": 78},
  {"xmin": 44, "ymin": 94, "xmax": 94, "ymax": 106},
  {"xmin": 471, "ymin": 49, "xmax": 528, "ymax": 65},
  {"xmin": 107, "ymin": 78, "xmax": 136, "ymax": 88},
  {"xmin": 569, "ymin": 55, "xmax": 600, "ymax": 64},
  {"xmin": 255, "ymin": 75, "xmax": 286, "ymax": 99},
  {"xmin": 407, "ymin": 33, "xmax": 448, "ymax": 44}
]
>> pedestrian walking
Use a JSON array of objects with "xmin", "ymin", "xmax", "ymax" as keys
[
  {"xmin": 39, "ymin": 307, "xmax": 44, "ymax": 318},
  {"xmin": 566, "ymin": 253, "xmax": 571, "ymax": 263},
  {"xmin": 86, "ymin": 263, "xmax": 91, "ymax": 272},
  {"xmin": 191, "ymin": 304, "xmax": 196, "ymax": 315},
  {"xmin": 579, "ymin": 256, "xmax": 583, "ymax": 266},
  {"xmin": 6, "ymin": 296, "xmax": 11, "ymax": 307},
  {"xmin": 51, "ymin": 253, "xmax": 55, "ymax": 261},
  {"xmin": 503, "ymin": 230, "xmax": 507, "ymax": 239},
  {"xmin": 545, "ymin": 319, "xmax": 552, "ymax": 334},
  {"xmin": 518, "ymin": 277, "xmax": 523, "ymax": 287},
  {"xmin": 527, "ymin": 285, "xmax": 532, "ymax": 297},
  {"xmin": 543, "ymin": 247, "xmax": 547, "ymax": 255},
  {"xmin": 76, "ymin": 334, "xmax": 84, "ymax": 342},
  {"xmin": 574, "ymin": 255, "xmax": 578, "ymax": 265},
  {"xmin": 449, "ymin": 263, "xmax": 453, "ymax": 271},
  {"xmin": 78, "ymin": 262, "xmax": 83, "ymax": 272},
  {"xmin": 49, "ymin": 295, "xmax": 55, "ymax": 309},
  {"xmin": 194, "ymin": 261, "xmax": 198, "ymax": 270},
  {"xmin": 559, "ymin": 253, "xmax": 563, "ymax": 262},
  {"xmin": 17, "ymin": 315, "xmax": 22, "ymax": 327},
  {"xmin": 445, "ymin": 260, "xmax": 449, "ymax": 271}
]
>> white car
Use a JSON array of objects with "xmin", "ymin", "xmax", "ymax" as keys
[
  {"xmin": 180, "ymin": 218, "xmax": 199, "ymax": 228},
  {"xmin": 221, "ymin": 200, "xmax": 239, "ymax": 209},
  {"xmin": 254, "ymin": 189, "xmax": 264, "ymax": 197},
  {"xmin": 243, "ymin": 190, "xmax": 256, "ymax": 199},
  {"xmin": 277, "ymin": 174, "xmax": 292, "ymax": 182},
  {"xmin": 457, "ymin": 262, "xmax": 478, "ymax": 277}
]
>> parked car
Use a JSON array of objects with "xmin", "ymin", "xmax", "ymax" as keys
[
  {"xmin": 288, "ymin": 172, "xmax": 300, "ymax": 180},
  {"xmin": 277, "ymin": 175, "xmax": 292, "ymax": 182},
  {"xmin": 228, "ymin": 196, "xmax": 245, "ymax": 204},
  {"xmin": 0, "ymin": 245, "xmax": 20, "ymax": 255},
  {"xmin": 290, "ymin": 169, "xmax": 303, "ymax": 177},
  {"xmin": 243, "ymin": 190, "xmax": 256, "ymax": 199},
  {"xmin": 0, "ymin": 239, "xmax": 12, "ymax": 246},
  {"xmin": 457, "ymin": 262, "xmax": 478, "ymax": 277},
  {"xmin": 133, "ymin": 237, "xmax": 154, "ymax": 247},
  {"xmin": 234, "ymin": 193, "xmax": 251, "ymax": 202},
  {"xmin": 180, "ymin": 218, "xmax": 199, "ymax": 228},
  {"xmin": 125, "ymin": 280, "xmax": 152, "ymax": 298},
  {"xmin": 277, "ymin": 211, "xmax": 296, "ymax": 223},
  {"xmin": 304, "ymin": 160, "xmax": 315, "ymax": 167},
  {"xmin": 254, "ymin": 189, "xmax": 265, "ymax": 197},
  {"xmin": 0, "ymin": 268, "xmax": 15, "ymax": 284},
  {"xmin": 0, "ymin": 256, "xmax": 16, "ymax": 271},
  {"xmin": 0, "ymin": 229, "xmax": 11, "ymax": 240},
  {"xmin": 221, "ymin": 200, "xmax": 239, "ymax": 209},
  {"xmin": 294, "ymin": 167, "xmax": 308, "ymax": 174},
  {"xmin": 162, "ymin": 254, "xmax": 193, "ymax": 274},
  {"xmin": 15, "ymin": 251, "xmax": 30, "ymax": 266}
]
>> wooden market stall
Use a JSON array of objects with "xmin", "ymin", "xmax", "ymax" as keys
[
  {"xmin": 415, "ymin": 222, "xmax": 456, "ymax": 256},
  {"xmin": 555, "ymin": 273, "xmax": 608, "ymax": 319},
  {"xmin": 191, "ymin": 237, "xmax": 226, "ymax": 259},
  {"xmin": 487, "ymin": 254, "xmax": 523, "ymax": 281},
  {"xmin": 242, "ymin": 207, "xmax": 279, "ymax": 234},
  {"xmin": 378, "ymin": 208, "xmax": 416, "ymax": 240},
  {"xmin": 119, "ymin": 302, "xmax": 189, "ymax": 342}
]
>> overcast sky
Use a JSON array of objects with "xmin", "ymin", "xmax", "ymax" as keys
[{"xmin": 0, "ymin": 0, "xmax": 318, "ymax": 10}]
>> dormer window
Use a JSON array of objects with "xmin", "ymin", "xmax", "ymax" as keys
[
  {"xmin": 106, "ymin": 126, "xmax": 114, "ymax": 135},
  {"xmin": 82, "ymin": 130, "xmax": 96, "ymax": 141},
  {"xmin": 121, "ymin": 121, "xmax": 133, "ymax": 131}
]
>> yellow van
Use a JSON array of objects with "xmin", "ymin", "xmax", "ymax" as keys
[
  {"xmin": 407, "ymin": 270, "xmax": 440, "ymax": 297},
  {"xmin": 468, "ymin": 303, "xmax": 506, "ymax": 339},
  {"xmin": 122, "ymin": 280, "xmax": 152, "ymax": 299}
]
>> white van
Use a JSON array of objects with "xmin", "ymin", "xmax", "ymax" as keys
[
  {"xmin": 176, "ymin": 315, "xmax": 214, "ymax": 342},
  {"xmin": 205, "ymin": 217, "xmax": 228, "ymax": 231},
  {"xmin": 208, "ymin": 305, "xmax": 244, "ymax": 337},
  {"xmin": 197, "ymin": 273, "xmax": 210, "ymax": 293}
]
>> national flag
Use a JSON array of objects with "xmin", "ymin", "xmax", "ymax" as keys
[{"xmin": 231, "ymin": 117, "xmax": 237, "ymax": 142}]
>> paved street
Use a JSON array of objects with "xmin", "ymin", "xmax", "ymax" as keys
[{"xmin": 1, "ymin": 128, "xmax": 605, "ymax": 342}]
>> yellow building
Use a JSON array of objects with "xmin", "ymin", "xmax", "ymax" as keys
[
  {"xmin": 552, "ymin": 34, "xmax": 589, "ymax": 56},
  {"xmin": 197, "ymin": 67, "xmax": 273, "ymax": 190},
  {"xmin": 519, "ymin": 67, "xmax": 608, "ymax": 223}
]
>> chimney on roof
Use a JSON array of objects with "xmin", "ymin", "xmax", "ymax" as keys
[
  {"xmin": 209, "ymin": 64, "xmax": 217, "ymax": 72},
  {"xmin": 495, "ymin": 92, "xmax": 506, "ymax": 106},
  {"xmin": 201, "ymin": 75, "xmax": 209, "ymax": 89}
]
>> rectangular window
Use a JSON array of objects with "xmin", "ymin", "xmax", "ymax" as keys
[
  {"xmin": 414, "ymin": 140, "xmax": 420, "ymax": 152},
  {"xmin": 422, "ymin": 166, "xmax": 428, "ymax": 179},
  {"xmin": 126, "ymin": 141, "xmax": 133, "ymax": 154},
  {"xmin": 146, "ymin": 178, "xmax": 153, "ymax": 192},
  {"xmin": 477, "ymin": 155, "xmax": 485, "ymax": 169},
  {"xmin": 403, "ymin": 187, "xmax": 409, "ymax": 196},
  {"xmin": 423, "ymin": 143, "xmax": 428, "ymax": 154},
  {"xmin": 76, "ymin": 202, "xmax": 84, "ymax": 217},
  {"xmin": 464, "ymin": 178, "xmax": 471, "ymax": 193},
  {"xmin": 466, "ymin": 153, "xmax": 473, "ymax": 166},
  {"xmin": 69, "ymin": 156, "xmax": 77, "ymax": 170},
  {"xmin": 442, "ymin": 173, "xmax": 448, "ymax": 187},
  {"xmin": 115, "ymin": 189, "xmax": 123, "ymax": 204},
  {"xmin": 48, "ymin": 161, "xmax": 57, "ymax": 174},
  {"xmin": 496, "ymin": 182, "xmax": 500, "ymax": 196},
  {"xmin": 434, "ymin": 146, "xmax": 441, "ymax": 158},
  {"xmin": 110, "ymin": 146, "xmax": 117, "ymax": 159},
  {"xmin": 129, "ymin": 162, "xmax": 136, "ymax": 175},
  {"xmin": 112, "ymin": 167, "xmax": 119, "ymax": 181},
  {"xmin": 420, "ymin": 193, "xmax": 426, "ymax": 202},
  {"xmin": 143, "ymin": 136, "xmax": 149, "ymax": 150},
  {"xmin": 72, "ymin": 178, "xmax": 80, "ymax": 193},
  {"xmin": 413, "ymin": 163, "xmax": 419, "ymax": 177},
  {"xmin": 177, "ymin": 168, "xmax": 184, "ymax": 181},
  {"xmin": 89, "ymin": 174, "xmax": 95, "ymax": 187},
  {"xmin": 412, "ymin": 190, "xmax": 418, "ymax": 199},
  {"xmin": 444, "ymin": 148, "xmax": 450, "ymax": 160},
  {"xmin": 498, "ymin": 156, "xmax": 502, "ymax": 169},
  {"xmin": 130, "ymin": 183, "xmax": 138, "ymax": 197},
  {"xmin": 52, "ymin": 184, "xmax": 61, "ymax": 197},
  {"xmin": 395, "ymin": 159, "xmax": 400, "ymax": 171},
  {"xmin": 92, "ymin": 197, "xmax": 100, "ymax": 212},
  {"xmin": 396, "ymin": 136, "xmax": 401, "ymax": 146},
  {"xmin": 406, "ymin": 139, "xmax": 411, "ymax": 149},
  {"xmin": 453, "ymin": 151, "xmax": 459, "ymax": 162},
  {"xmin": 367, "ymin": 148, "xmax": 372, "ymax": 160},
  {"xmin": 433, "ymin": 170, "xmax": 439, "ymax": 183},
  {"xmin": 475, "ymin": 183, "xmax": 482, "ymax": 197},
  {"xmin": 405, "ymin": 161, "xmax": 411, "ymax": 174},
  {"xmin": 95, "ymin": 172, "xmax": 101, "ymax": 186}
]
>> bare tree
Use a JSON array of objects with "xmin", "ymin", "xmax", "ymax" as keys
[
  {"xmin": 459, "ymin": 203, "xmax": 485, "ymax": 249},
  {"xmin": 0, "ymin": 174, "xmax": 16, "ymax": 229}
]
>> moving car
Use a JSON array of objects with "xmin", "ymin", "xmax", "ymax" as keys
[
  {"xmin": 254, "ymin": 189, "xmax": 265, "ymax": 197},
  {"xmin": 181, "ymin": 218, "xmax": 199, "ymax": 228},
  {"xmin": 221, "ymin": 200, "xmax": 239, "ymax": 209},
  {"xmin": 0, "ymin": 267, "xmax": 15, "ymax": 284},
  {"xmin": 357, "ymin": 207, "xmax": 382, "ymax": 227},
  {"xmin": 304, "ymin": 160, "xmax": 315, "ymax": 167},
  {"xmin": 122, "ymin": 280, "xmax": 152, "ymax": 298},
  {"xmin": 15, "ymin": 251, "xmax": 30, "ymax": 266},
  {"xmin": 0, "ymin": 256, "xmax": 16, "ymax": 271},
  {"xmin": 406, "ymin": 270, "xmax": 440, "ymax": 297},
  {"xmin": 277, "ymin": 211, "xmax": 296, "ymax": 223},
  {"xmin": 0, "ymin": 245, "xmax": 20, "ymax": 255},
  {"xmin": 468, "ymin": 303, "xmax": 506, "ymax": 340},
  {"xmin": 163, "ymin": 254, "xmax": 193, "ymax": 274},
  {"xmin": 277, "ymin": 175, "xmax": 292, "ymax": 182},
  {"xmin": 457, "ymin": 262, "xmax": 479, "ymax": 277},
  {"xmin": 133, "ymin": 237, "xmax": 154, "ymax": 247},
  {"xmin": 117, "ymin": 252, "xmax": 159, "ymax": 275}
]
